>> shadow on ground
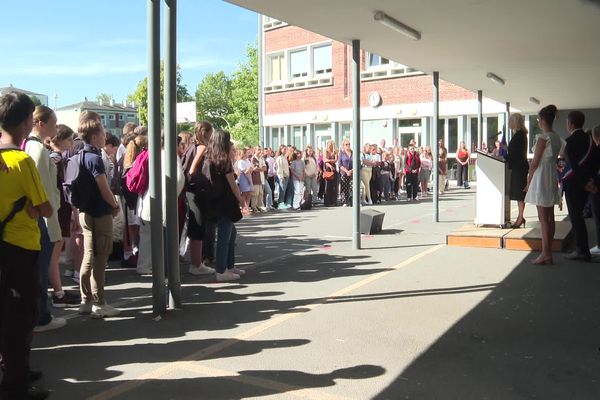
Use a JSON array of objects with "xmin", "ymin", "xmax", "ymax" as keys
[{"xmin": 373, "ymin": 256, "xmax": 600, "ymax": 399}]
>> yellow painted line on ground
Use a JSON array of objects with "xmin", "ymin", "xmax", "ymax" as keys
[
  {"xmin": 179, "ymin": 362, "xmax": 354, "ymax": 400},
  {"xmin": 88, "ymin": 244, "xmax": 444, "ymax": 400}
]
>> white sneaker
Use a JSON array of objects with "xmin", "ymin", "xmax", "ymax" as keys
[
  {"xmin": 33, "ymin": 316, "xmax": 66, "ymax": 333},
  {"xmin": 216, "ymin": 270, "xmax": 240, "ymax": 282},
  {"xmin": 91, "ymin": 303, "xmax": 121, "ymax": 319},
  {"xmin": 189, "ymin": 264, "xmax": 215, "ymax": 275},
  {"xmin": 79, "ymin": 301, "xmax": 92, "ymax": 314},
  {"xmin": 590, "ymin": 246, "xmax": 600, "ymax": 255},
  {"xmin": 230, "ymin": 267, "xmax": 246, "ymax": 276}
]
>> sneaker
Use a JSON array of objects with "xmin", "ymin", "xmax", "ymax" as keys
[
  {"xmin": 216, "ymin": 270, "xmax": 240, "ymax": 282},
  {"xmin": 79, "ymin": 301, "xmax": 92, "ymax": 314},
  {"xmin": 564, "ymin": 251, "xmax": 591, "ymax": 261},
  {"xmin": 91, "ymin": 303, "xmax": 121, "ymax": 319},
  {"xmin": 52, "ymin": 291, "xmax": 81, "ymax": 308},
  {"xmin": 189, "ymin": 264, "xmax": 215, "ymax": 275},
  {"xmin": 230, "ymin": 267, "xmax": 246, "ymax": 276},
  {"xmin": 590, "ymin": 246, "xmax": 600, "ymax": 255},
  {"xmin": 33, "ymin": 317, "xmax": 66, "ymax": 333},
  {"xmin": 63, "ymin": 268, "xmax": 74, "ymax": 277}
]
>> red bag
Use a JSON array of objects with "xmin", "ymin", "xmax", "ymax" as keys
[{"xmin": 126, "ymin": 149, "xmax": 150, "ymax": 195}]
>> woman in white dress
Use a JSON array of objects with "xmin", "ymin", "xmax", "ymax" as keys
[{"xmin": 524, "ymin": 105, "xmax": 565, "ymax": 265}]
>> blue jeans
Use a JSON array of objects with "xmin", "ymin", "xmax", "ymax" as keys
[
  {"xmin": 37, "ymin": 218, "xmax": 52, "ymax": 326},
  {"xmin": 276, "ymin": 176, "xmax": 289, "ymax": 204},
  {"xmin": 216, "ymin": 217, "xmax": 237, "ymax": 274}
]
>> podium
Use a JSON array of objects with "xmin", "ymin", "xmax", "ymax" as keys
[{"xmin": 474, "ymin": 151, "xmax": 510, "ymax": 228}]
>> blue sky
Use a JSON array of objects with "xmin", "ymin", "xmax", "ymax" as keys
[{"xmin": 0, "ymin": 0, "xmax": 257, "ymax": 107}]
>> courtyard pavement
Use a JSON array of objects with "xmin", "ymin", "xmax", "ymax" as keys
[{"xmin": 32, "ymin": 185, "xmax": 600, "ymax": 400}]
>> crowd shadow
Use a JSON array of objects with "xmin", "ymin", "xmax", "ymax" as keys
[
  {"xmin": 373, "ymin": 256, "xmax": 600, "ymax": 399},
  {"xmin": 49, "ymin": 364, "xmax": 386, "ymax": 400}
]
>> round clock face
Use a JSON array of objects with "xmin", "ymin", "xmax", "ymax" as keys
[{"xmin": 368, "ymin": 92, "xmax": 381, "ymax": 107}]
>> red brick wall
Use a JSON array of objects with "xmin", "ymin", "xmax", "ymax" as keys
[{"xmin": 264, "ymin": 25, "xmax": 477, "ymax": 116}]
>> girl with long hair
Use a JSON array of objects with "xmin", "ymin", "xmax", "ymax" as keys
[
  {"xmin": 204, "ymin": 129, "xmax": 244, "ymax": 282},
  {"xmin": 507, "ymin": 113, "xmax": 529, "ymax": 228},
  {"xmin": 323, "ymin": 140, "xmax": 338, "ymax": 206}
]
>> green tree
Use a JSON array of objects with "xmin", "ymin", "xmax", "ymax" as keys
[
  {"xmin": 30, "ymin": 96, "xmax": 42, "ymax": 107},
  {"xmin": 227, "ymin": 43, "xmax": 259, "ymax": 146},
  {"xmin": 127, "ymin": 62, "xmax": 193, "ymax": 125},
  {"xmin": 96, "ymin": 92, "xmax": 113, "ymax": 104},
  {"xmin": 194, "ymin": 71, "xmax": 232, "ymax": 128}
]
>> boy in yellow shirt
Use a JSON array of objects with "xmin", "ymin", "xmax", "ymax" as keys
[{"xmin": 0, "ymin": 92, "xmax": 53, "ymax": 399}]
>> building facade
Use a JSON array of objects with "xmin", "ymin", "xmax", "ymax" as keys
[
  {"xmin": 56, "ymin": 100, "xmax": 139, "ymax": 137},
  {"xmin": 260, "ymin": 18, "xmax": 544, "ymax": 157},
  {"xmin": 0, "ymin": 85, "xmax": 49, "ymax": 107}
]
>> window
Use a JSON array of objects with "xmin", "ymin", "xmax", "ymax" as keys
[
  {"xmin": 267, "ymin": 53, "xmax": 285, "ymax": 83},
  {"xmin": 448, "ymin": 118, "xmax": 458, "ymax": 153},
  {"xmin": 128, "ymin": 114, "xmax": 136, "ymax": 118},
  {"xmin": 312, "ymin": 45, "xmax": 332, "ymax": 75},
  {"xmin": 341, "ymin": 123, "xmax": 352, "ymax": 142},
  {"xmin": 118, "ymin": 114, "xmax": 124, "ymax": 121},
  {"xmin": 528, "ymin": 115, "xmax": 541, "ymax": 154},
  {"xmin": 290, "ymin": 49, "xmax": 308, "ymax": 78},
  {"xmin": 108, "ymin": 114, "xmax": 115, "ymax": 120},
  {"xmin": 486, "ymin": 116, "xmax": 499, "ymax": 146},
  {"xmin": 470, "ymin": 118, "xmax": 479, "ymax": 152},
  {"xmin": 270, "ymin": 127, "xmax": 284, "ymax": 149},
  {"xmin": 100, "ymin": 114, "xmax": 106, "ymax": 121},
  {"xmin": 368, "ymin": 53, "xmax": 390, "ymax": 68},
  {"xmin": 292, "ymin": 126, "xmax": 305, "ymax": 149}
]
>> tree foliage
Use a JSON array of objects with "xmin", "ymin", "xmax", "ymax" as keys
[
  {"xmin": 127, "ymin": 62, "xmax": 192, "ymax": 125},
  {"xmin": 228, "ymin": 43, "xmax": 259, "ymax": 146},
  {"xmin": 96, "ymin": 93, "xmax": 113, "ymax": 104},
  {"xmin": 195, "ymin": 71, "xmax": 232, "ymax": 128},
  {"xmin": 194, "ymin": 42, "xmax": 258, "ymax": 146}
]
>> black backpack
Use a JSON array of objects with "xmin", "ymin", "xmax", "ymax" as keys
[
  {"xmin": 193, "ymin": 158, "xmax": 226, "ymax": 219},
  {"xmin": 63, "ymin": 150, "xmax": 96, "ymax": 211}
]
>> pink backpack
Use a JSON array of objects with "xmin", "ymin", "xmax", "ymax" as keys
[{"xmin": 126, "ymin": 149, "xmax": 150, "ymax": 195}]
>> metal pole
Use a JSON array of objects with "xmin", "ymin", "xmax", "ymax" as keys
[
  {"xmin": 505, "ymin": 101, "xmax": 511, "ymax": 142},
  {"xmin": 352, "ymin": 40, "xmax": 361, "ymax": 250},
  {"xmin": 164, "ymin": 0, "xmax": 182, "ymax": 309},
  {"xmin": 477, "ymin": 90, "xmax": 483, "ymax": 149},
  {"xmin": 258, "ymin": 14, "xmax": 265, "ymax": 147},
  {"xmin": 432, "ymin": 71, "xmax": 439, "ymax": 222},
  {"xmin": 148, "ymin": 0, "xmax": 166, "ymax": 317}
]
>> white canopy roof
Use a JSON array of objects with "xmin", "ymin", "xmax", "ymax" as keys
[{"xmin": 228, "ymin": 0, "xmax": 600, "ymax": 112}]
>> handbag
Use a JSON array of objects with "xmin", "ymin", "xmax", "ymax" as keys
[{"xmin": 323, "ymin": 170, "xmax": 335, "ymax": 181}]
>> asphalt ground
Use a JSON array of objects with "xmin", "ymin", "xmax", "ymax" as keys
[{"xmin": 31, "ymin": 184, "xmax": 600, "ymax": 400}]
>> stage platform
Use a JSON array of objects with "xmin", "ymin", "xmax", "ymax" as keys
[{"xmin": 447, "ymin": 219, "xmax": 573, "ymax": 251}]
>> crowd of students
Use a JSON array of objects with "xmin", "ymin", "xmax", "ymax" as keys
[
  {"xmin": 2, "ymin": 90, "xmax": 599, "ymax": 399},
  {"xmin": 225, "ymin": 136, "xmax": 470, "ymax": 213}
]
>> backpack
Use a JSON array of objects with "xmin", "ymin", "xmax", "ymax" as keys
[
  {"xmin": 125, "ymin": 149, "xmax": 149, "ymax": 195},
  {"xmin": 300, "ymin": 194, "xmax": 312, "ymax": 210},
  {"xmin": 193, "ymin": 157, "xmax": 226, "ymax": 220},
  {"xmin": 181, "ymin": 144, "xmax": 198, "ymax": 191},
  {"xmin": 63, "ymin": 150, "xmax": 95, "ymax": 211}
]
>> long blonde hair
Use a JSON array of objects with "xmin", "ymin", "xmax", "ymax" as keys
[
  {"xmin": 123, "ymin": 135, "xmax": 148, "ymax": 169},
  {"xmin": 510, "ymin": 113, "xmax": 528, "ymax": 134}
]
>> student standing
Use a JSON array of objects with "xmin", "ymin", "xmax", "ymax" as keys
[
  {"xmin": 24, "ymin": 106, "xmax": 66, "ymax": 332},
  {"xmin": 563, "ymin": 110, "xmax": 596, "ymax": 261},
  {"xmin": 76, "ymin": 117, "xmax": 121, "ymax": 318},
  {"xmin": 0, "ymin": 92, "xmax": 53, "ymax": 399}
]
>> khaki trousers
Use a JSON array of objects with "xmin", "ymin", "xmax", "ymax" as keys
[{"xmin": 79, "ymin": 213, "xmax": 113, "ymax": 305}]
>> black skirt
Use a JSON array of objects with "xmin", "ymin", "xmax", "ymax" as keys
[{"xmin": 509, "ymin": 163, "xmax": 529, "ymax": 201}]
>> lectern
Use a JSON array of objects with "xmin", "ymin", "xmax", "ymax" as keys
[{"xmin": 474, "ymin": 151, "xmax": 510, "ymax": 228}]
